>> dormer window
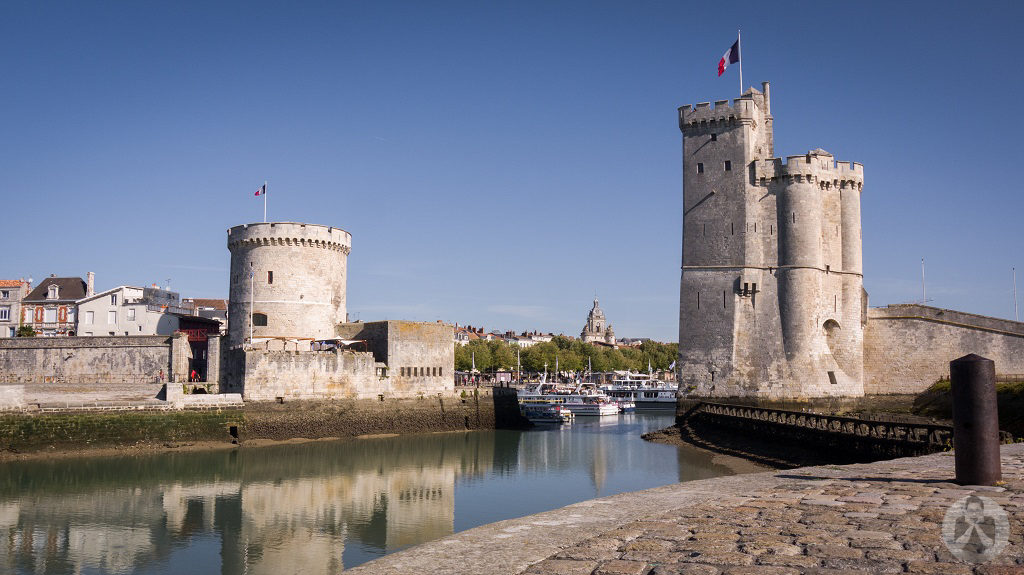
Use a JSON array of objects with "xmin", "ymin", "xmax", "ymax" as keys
[
  {"xmin": 110, "ymin": 294, "xmax": 118, "ymax": 305},
  {"xmin": 47, "ymin": 285, "xmax": 59, "ymax": 300}
]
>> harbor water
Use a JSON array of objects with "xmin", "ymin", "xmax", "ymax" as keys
[{"xmin": 0, "ymin": 413, "xmax": 744, "ymax": 574}]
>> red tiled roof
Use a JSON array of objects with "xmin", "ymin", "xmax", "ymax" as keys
[
  {"xmin": 0, "ymin": 280, "xmax": 26, "ymax": 287},
  {"xmin": 185, "ymin": 298, "xmax": 228, "ymax": 310}
]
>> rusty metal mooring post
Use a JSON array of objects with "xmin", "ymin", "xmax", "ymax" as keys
[{"xmin": 950, "ymin": 353, "xmax": 1001, "ymax": 485}]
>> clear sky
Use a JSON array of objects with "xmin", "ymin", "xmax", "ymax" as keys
[{"xmin": 3, "ymin": 1, "xmax": 1023, "ymax": 342}]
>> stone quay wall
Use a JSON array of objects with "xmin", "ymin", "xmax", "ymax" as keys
[
  {"xmin": 0, "ymin": 333, "xmax": 191, "ymax": 385},
  {"xmin": 864, "ymin": 304, "xmax": 1024, "ymax": 394},
  {"xmin": 0, "ymin": 387, "xmax": 523, "ymax": 454},
  {"xmin": 348, "ymin": 443, "xmax": 1024, "ymax": 575}
]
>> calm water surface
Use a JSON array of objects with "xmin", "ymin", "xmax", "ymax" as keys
[{"xmin": 0, "ymin": 413, "xmax": 740, "ymax": 574}]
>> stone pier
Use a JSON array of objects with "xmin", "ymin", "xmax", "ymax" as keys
[{"xmin": 348, "ymin": 444, "xmax": 1024, "ymax": 575}]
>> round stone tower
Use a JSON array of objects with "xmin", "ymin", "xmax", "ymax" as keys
[{"xmin": 226, "ymin": 222, "xmax": 351, "ymax": 348}]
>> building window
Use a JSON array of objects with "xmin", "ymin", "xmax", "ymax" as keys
[
  {"xmin": 697, "ymin": 163, "xmax": 704, "ymax": 173},
  {"xmin": 11, "ymin": 327, "xmax": 19, "ymax": 337},
  {"xmin": 107, "ymin": 311, "xmax": 117, "ymax": 324},
  {"xmin": 268, "ymin": 271, "xmax": 273, "ymax": 284},
  {"xmin": 724, "ymin": 160, "xmax": 732, "ymax": 171},
  {"xmin": 0, "ymin": 307, "xmax": 8, "ymax": 321},
  {"xmin": 0, "ymin": 290, "xmax": 8, "ymax": 299},
  {"xmin": 48, "ymin": 285, "xmax": 59, "ymax": 299},
  {"xmin": 110, "ymin": 294, "xmax": 118, "ymax": 305},
  {"xmin": 85, "ymin": 311, "xmax": 94, "ymax": 325},
  {"xmin": 127, "ymin": 308, "xmax": 136, "ymax": 321},
  {"xmin": 44, "ymin": 308, "xmax": 57, "ymax": 323},
  {"xmin": 252, "ymin": 313, "xmax": 268, "ymax": 326}
]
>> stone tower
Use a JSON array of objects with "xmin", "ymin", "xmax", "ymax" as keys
[
  {"xmin": 581, "ymin": 297, "xmax": 615, "ymax": 345},
  {"xmin": 677, "ymin": 84, "xmax": 865, "ymax": 398},
  {"xmin": 227, "ymin": 222, "xmax": 351, "ymax": 348}
]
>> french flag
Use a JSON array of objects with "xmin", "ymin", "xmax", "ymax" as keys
[
  {"xmin": 254, "ymin": 184, "xmax": 266, "ymax": 196},
  {"xmin": 718, "ymin": 40, "xmax": 740, "ymax": 77}
]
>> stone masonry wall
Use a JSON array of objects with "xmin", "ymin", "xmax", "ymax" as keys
[
  {"xmin": 338, "ymin": 321, "xmax": 454, "ymax": 397},
  {"xmin": 0, "ymin": 335, "xmax": 186, "ymax": 384},
  {"xmin": 864, "ymin": 304, "xmax": 1024, "ymax": 394},
  {"xmin": 232, "ymin": 348, "xmax": 383, "ymax": 401}
]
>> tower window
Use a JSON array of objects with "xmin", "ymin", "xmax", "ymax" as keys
[
  {"xmin": 710, "ymin": 133, "xmax": 717, "ymax": 141},
  {"xmin": 696, "ymin": 292, "xmax": 700, "ymax": 309},
  {"xmin": 267, "ymin": 271, "xmax": 273, "ymax": 284},
  {"xmin": 724, "ymin": 160, "xmax": 732, "ymax": 171},
  {"xmin": 252, "ymin": 313, "xmax": 268, "ymax": 327},
  {"xmin": 697, "ymin": 163, "xmax": 704, "ymax": 174}
]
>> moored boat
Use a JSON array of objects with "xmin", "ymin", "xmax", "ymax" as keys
[
  {"xmin": 517, "ymin": 381, "xmax": 621, "ymax": 416},
  {"xmin": 602, "ymin": 372, "xmax": 678, "ymax": 411}
]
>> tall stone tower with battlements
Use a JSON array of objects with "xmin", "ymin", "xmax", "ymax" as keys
[
  {"xmin": 677, "ymin": 83, "xmax": 866, "ymax": 398},
  {"xmin": 227, "ymin": 222, "xmax": 351, "ymax": 348}
]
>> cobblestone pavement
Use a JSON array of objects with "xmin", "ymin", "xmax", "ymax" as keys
[{"xmin": 521, "ymin": 451, "xmax": 1024, "ymax": 575}]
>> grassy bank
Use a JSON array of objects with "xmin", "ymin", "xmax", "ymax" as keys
[{"xmin": 912, "ymin": 380, "xmax": 1024, "ymax": 438}]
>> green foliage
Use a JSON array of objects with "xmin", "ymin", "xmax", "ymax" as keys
[
  {"xmin": 453, "ymin": 338, "xmax": 677, "ymax": 373},
  {"xmin": 16, "ymin": 325, "xmax": 35, "ymax": 337}
]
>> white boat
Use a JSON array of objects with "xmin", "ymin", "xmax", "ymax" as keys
[
  {"xmin": 602, "ymin": 372, "xmax": 678, "ymax": 411},
  {"xmin": 517, "ymin": 381, "xmax": 620, "ymax": 416},
  {"xmin": 520, "ymin": 401, "xmax": 574, "ymax": 423}
]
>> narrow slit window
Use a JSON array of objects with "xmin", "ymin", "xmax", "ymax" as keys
[
  {"xmin": 696, "ymin": 292, "xmax": 700, "ymax": 309},
  {"xmin": 267, "ymin": 271, "xmax": 274, "ymax": 284},
  {"xmin": 697, "ymin": 163, "xmax": 704, "ymax": 174},
  {"xmin": 723, "ymin": 291, "xmax": 727, "ymax": 309},
  {"xmin": 730, "ymin": 222, "xmax": 734, "ymax": 235},
  {"xmin": 724, "ymin": 160, "xmax": 731, "ymax": 171}
]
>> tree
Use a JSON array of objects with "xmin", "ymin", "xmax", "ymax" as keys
[
  {"xmin": 454, "ymin": 344, "xmax": 473, "ymax": 371},
  {"xmin": 16, "ymin": 325, "xmax": 35, "ymax": 337},
  {"xmin": 490, "ymin": 341, "xmax": 515, "ymax": 371}
]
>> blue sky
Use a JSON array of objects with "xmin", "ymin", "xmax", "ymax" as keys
[{"xmin": 3, "ymin": 1, "xmax": 1023, "ymax": 342}]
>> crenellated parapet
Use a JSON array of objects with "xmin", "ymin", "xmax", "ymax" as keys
[
  {"xmin": 754, "ymin": 150, "xmax": 863, "ymax": 190},
  {"xmin": 227, "ymin": 222, "xmax": 352, "ymax": 254},
  {"xmin": 678, "ymin": 88, "xmax": 769, "ymax": 133}
]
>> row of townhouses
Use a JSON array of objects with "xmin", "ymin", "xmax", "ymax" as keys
[{"xmin": 0, "ymin": 273, "xmax": 227, "ymax": 338}]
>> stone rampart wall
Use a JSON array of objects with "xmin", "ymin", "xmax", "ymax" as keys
[
  {"xmin": 232, "ymin": 348, "xmax": 382, "ymax": 401},
  {"xmin": 864, "ymin": 304, "xmax": 1024, "ymax": 394},
  {"xmin": 0, "ymin": 385, "xmax": 24, "ymax": 410},
  {"xmin": 0, "ymin": 334, "xmax": 190, "ymax": 385}
]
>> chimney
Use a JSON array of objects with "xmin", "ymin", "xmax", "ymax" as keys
[
  {"xmin": 761, "ymin": 81, "xmax": 771, "ymax": 115},
  {"xmin": 86, "ymin": 272, "xmax": 95, "ymax": 297}
]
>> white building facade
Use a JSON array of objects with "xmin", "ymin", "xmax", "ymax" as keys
[{"xmin": 76, "ymin": 286, "xmax": 186, "ymax": 336}]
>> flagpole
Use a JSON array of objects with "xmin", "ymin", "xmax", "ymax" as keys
[
  {"xmin": 263, "ymin": 180, "xmax": 268, "ymax": 223},
  {"xmin": 1014, "ymin": 267, "xmax": 1019, "ymax": 322},
  {"xmin": 737, "ymin": 29, "xmax": 743, "ymax": 95}
]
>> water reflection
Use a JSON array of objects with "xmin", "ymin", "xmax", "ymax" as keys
[{"xmin": 0, "ymin": 414, "xmax": 738, "ymax": 573}]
